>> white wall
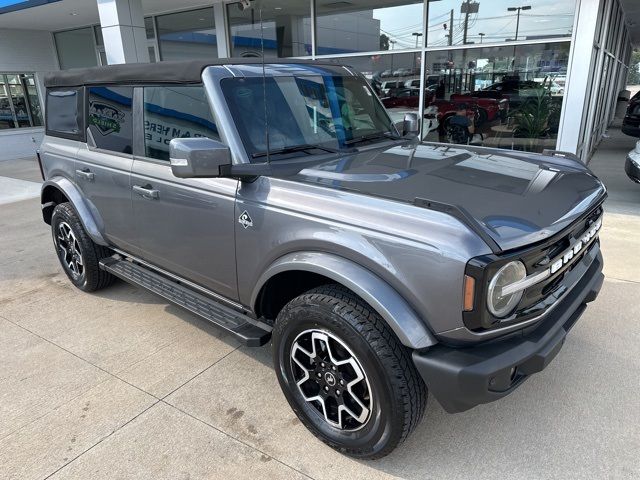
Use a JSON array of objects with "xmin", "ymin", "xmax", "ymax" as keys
[
  {"xmin": 0, "ymin": 129, "xmax": 44, "ymax": 161},
  {"xmin": 0, "ymin": 28, "xmax": 58, "ymax": 160},
  {"xmin": 0, "ymin": 28, "xmax": 58, "ymax": 72}
]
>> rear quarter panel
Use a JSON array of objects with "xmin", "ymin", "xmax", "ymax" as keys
[{"xmin": 39, "ymin": 135, "xmax": 79, "ymax": 181}]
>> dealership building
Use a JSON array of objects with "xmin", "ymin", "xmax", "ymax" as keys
[{"xmin": 0, "ymin": 0, "xmax": 637, "ymax": 161}]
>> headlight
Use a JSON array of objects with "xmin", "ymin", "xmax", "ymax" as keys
[{"xmin": 487, "ymin": 261, "xmax": 527, "ymax": 318}]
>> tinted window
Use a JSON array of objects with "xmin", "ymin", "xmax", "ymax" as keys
[
  {"xmin": 88, "ymin": 86, "xmax": 134, "ymax": 154},
  {"xmin": 46, "ymin": 89, "xmax": 81, "ymax": 135},
  {"xmin": 143, "ymin": 86, "xmax": 219, "ymax": 161}
]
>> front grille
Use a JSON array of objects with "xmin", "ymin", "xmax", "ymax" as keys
[
  {"xmin": 463, "ymin": 200, "xmax": 605, "ymax": 332},
  {"xmin": 504, "ymin": 204, "xmax": 604, "ymax": 325}
]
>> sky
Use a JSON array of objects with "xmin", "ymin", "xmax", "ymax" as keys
[{"xmin": 372, "ymin": 0, "xmax": 577, "ymax": 48}]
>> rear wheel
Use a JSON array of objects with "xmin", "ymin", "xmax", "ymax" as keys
[
  {"xmin": 51, "ymin": 202, "xmax": 115, "ymax": 292},
  {"xmin": 272, "ymin": 284, "xmax": 427, "ymax": 459}
]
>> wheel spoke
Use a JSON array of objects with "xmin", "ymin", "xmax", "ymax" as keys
[
  {"xmin": 290, "ymin": 329, "xmax": 372, "ymax": 431},
  {"xmin": 55, "ymin": 221, "xmax": 83, "ymax": 278}
]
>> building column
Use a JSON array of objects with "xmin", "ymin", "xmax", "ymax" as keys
[
  {"xmin": 555, "ymin": 0, "xmax": 602, "ymax": 160},
  {"xmin": 97, "ymin": 0, "xmax": 149, "ymax": 64}
]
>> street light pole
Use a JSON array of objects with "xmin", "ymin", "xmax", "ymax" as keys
[
  {"xmin": 507, "ymin": 5, "xmax": 531, "ymax": 42},
  {"xmin": 479, "ymin": 32, "xmax": 485, "ymax": 43},
  {"xmin": 412, "ymin": 32, "xmax": 423, "ymax": 72},
  {"xmin": 412, "ymin": 32, "xmax": 423, "ymax": 48}
]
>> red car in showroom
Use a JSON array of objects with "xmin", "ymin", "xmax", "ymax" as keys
[
  {"xmin": 449, "ymin": 94, "xmax": 509, "ymax": 124},
  {"xmin": 381, "ymin": 88, "xmax": 434, "ymax": 109},
  {"xmin": 382, "ymin": 89, "xmax": 507, "ymax": 127}
]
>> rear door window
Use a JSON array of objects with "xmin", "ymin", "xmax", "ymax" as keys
[
  {"xmin": 142, "ymin": 86, "xmax": 219, "ymax": 161},
  {"xmin": 88, "ymin": 86, "xmax": 134, "ymax": 154},
  {"xmin": 46, "ymin": 89, "xmax": 82, "ymax": 138}
]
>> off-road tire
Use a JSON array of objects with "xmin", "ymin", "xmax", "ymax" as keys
[
  {"xmin": 272, "ymin": 284, "xmax": 427, "ymax": 459},
  {"xmin": 51, "ymin": 202, "xmax": 115, "ymax": 292}
]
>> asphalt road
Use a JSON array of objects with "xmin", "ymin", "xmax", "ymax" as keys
[{"xmin": 0, "ymin": 132, "xmax": 639, "ymax": 479}]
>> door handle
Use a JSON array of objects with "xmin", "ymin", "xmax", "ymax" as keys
[
  {"xmin": 75, "ymin": 169, "xmax": 95, "ymax": 181},
  {"xmin": 133, "ymin": 184, "xmax": 159, "ymax": 200}
]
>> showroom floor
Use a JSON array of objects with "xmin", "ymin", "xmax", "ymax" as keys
[{"xmin": 0, "ymin": 129, "xmax": 639, "ymax": 479}]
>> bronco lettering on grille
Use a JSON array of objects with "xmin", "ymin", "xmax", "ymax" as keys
[{"xmin": 549, "ymin": 218, "xmax": 602, "ymax": 275}]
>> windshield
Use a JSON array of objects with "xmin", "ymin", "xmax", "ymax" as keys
[{"xmin": 221, "ymin": 75, "xmax": 395, "ymax": 160}]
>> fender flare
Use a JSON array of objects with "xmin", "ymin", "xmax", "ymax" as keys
[
  {"xmin": 41, "ymin": 177, "xmax": 108, "ymax": 246},
  {"xmin": 252, "ymin": 252, "xmax": 437, "ymax": 350}
]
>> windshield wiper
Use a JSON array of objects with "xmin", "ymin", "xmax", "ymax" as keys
[
  {"xmin": 251, "ymin": 144, "xmax": 343, "ymax": 159},
  {"xmin": 343, "ymin": 131, "xmax": 402, "ymax": 146}
]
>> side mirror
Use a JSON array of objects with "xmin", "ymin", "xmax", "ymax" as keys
[
  {"xmin": 402, "ymin": 112, "xmax": 419, "ymax": 137},
  {"xmin": 169, "ymin": 137, "xmax": 231, "ymax": 179}
]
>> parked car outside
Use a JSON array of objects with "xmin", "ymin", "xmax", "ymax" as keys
[
  {"xmin": 392, "ymin": 67, "xmax": 414, "ymax": 77},
  {"xmin": 379, "ymin": 80, "xmax": 404, "ymax": 97},
  {"xmin": 622, "ymin": 91, "xmax": 640, "ymax": 138},
  {"xmin": 404, "ymin": 78, "xmax": 421, "ymax": 89},
  {"xmin": 39, "ymin": 59, "xmax": 606, "ymax": 460},
  {"xmin": 626, "ymin": 140, "xmax": 640, "ymax": 183}
]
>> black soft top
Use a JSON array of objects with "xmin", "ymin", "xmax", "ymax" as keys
[{"xmin": 44, "ymin": 58, "xmax": 346, "ymax": 88}]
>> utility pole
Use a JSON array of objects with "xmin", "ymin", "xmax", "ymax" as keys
[
  {"xmin": 508, "ymin": 5, "xmax": 531, "ymax": 41},
  {"xmin": 462, "ymin": 0, "xmax": 471, "ymax": 45},
  {"xmin": 461, "ymin": 1, "xmax": 480, "ymax": 45},
  {"xmin": 448, "ymin": 9, "xmax": 454, "ymax": 45}
]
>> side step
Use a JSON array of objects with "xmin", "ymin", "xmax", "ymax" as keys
[{"xmin": 99, "ymin": 257, "xmax": 271, "ymax": 347}]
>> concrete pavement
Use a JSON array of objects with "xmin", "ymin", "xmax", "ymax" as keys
[{"xmin": 0, "ymin": 137, "xmax": 639, "ymax": 479}]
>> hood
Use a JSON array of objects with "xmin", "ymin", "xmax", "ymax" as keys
[{"xmin": 292, "ymin": 142, "xmax": 606, "ymax": 252}]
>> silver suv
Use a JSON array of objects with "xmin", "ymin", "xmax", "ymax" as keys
[{"xmin": 39, "ymin": 59, "xmax": 606, "ymax": 459}]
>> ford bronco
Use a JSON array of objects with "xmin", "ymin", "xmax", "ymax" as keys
[{"xmin": 39, "ymin": 59, "xmax": 606, "ymax": 459}]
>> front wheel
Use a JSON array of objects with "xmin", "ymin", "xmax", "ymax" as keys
[
  {"xmin": 51, "ymin": 202, "xmax": 115, "ymax": 292},
  {"xmin": 272, "ymin": 285, "xmax": 427, "ymax": 459}
]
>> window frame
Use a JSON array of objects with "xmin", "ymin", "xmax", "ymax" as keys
[{"xmin": 45, "ymin": 86, "xmax": 86, "ymax": 142}]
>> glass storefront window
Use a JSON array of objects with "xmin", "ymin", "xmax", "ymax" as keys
[
  {"xmin": 145, "ymin": 17, "xmax": 158, "ymax": 62},
  {"xmin": 156, "ymin": 8, "xmax": 218, "ymax": 61},
  {"xmin": 0, "ymin": 74, "xmax": 42, "ymax": 129},
  {"xmin": 421, "ymin": 42, "xmax": 570, "ymax": 152},
  {"xmin": 145, "ymin": 17, "xmax": 155, "ymax": 40},
  {"xmin": 321, "ymin": 53, "xmax": 425, "ymax": 134},
  {"xmin": 427, "ymin": 0, "xmax": 576, "ymax": 47},
  {"xmin": 55, "ymin": 28, "xmax": 99, "ymax": 70},
  {"xmin": 94, "ymin": 25, "xmax": 104, "ymax": 47},
  {"xmin": 316, "ymin": 1, "xmax": 424, "ymax": 55},
  {"xmin": 227, "ymin": 0, "xmax": 312, "ymax": 58}
]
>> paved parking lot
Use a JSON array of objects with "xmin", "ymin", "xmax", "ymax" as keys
[{"xmin": 1, "ymin": 132, "xmax": 639, "ymax": 479}]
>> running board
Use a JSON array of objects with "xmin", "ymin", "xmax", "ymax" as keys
[{"xmin": 99, "ymin": 257, "xmax": 271, "ymax": 347}]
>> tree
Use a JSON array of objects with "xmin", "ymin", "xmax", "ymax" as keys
[
  {"xmin": 380, "ymin": 34, "xmax": 390, "ymax": 51},
  {"xmin": 627, "ymin": 49, "xmax": 640, "ymax": 85}
]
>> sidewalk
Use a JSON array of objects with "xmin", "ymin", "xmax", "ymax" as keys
[{"xmin": 0, "ymin": 151, "xmax": 638, "ymax": 479}]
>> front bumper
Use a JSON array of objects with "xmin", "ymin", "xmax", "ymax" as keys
[
  {"xmin": 413, "ymin": 250, "xmax": 604, "ymax": 414},
  {"xmin": 625, "ymin": 155, "xmax": 640, "ymax": 183}
]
